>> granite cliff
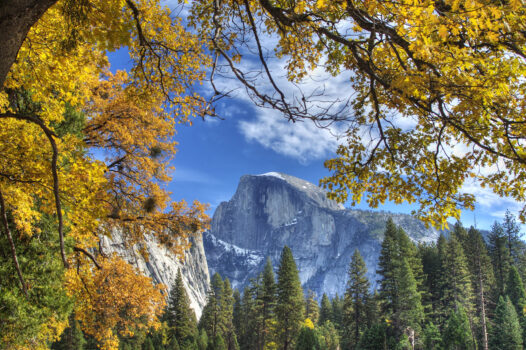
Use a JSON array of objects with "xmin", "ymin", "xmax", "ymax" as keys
[
  {"xmin": 101, "ymin": 230, "xmax": 210, "ymax": 318},
  {"xmin": 204, "ymin": 172, "xmax": 440, "ymax": 298}
]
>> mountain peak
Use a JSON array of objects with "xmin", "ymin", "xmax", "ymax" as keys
[{"xmin": 246, "ymin": 172, "xmax": 345, "ymax": 211}]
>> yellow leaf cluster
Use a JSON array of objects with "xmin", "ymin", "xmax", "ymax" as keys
[
  {"xmin": 1, "ymin": 0, "xmax": 211, "ymax": 347},
  {"xmin": 65, "ymin": 255, "xmax": 166, "ymax": 350}
]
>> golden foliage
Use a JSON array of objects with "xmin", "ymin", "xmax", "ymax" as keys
[
  {"xmin": 65, "ymin": 255, "xmax": 166, "ymax": 350},
  {"xmin": 1, "ymin": 0, "xmax": 210, "ymax": 348}
]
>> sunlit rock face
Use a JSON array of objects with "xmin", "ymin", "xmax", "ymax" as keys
[
  {"xmin": 101, "ymin": 230, "xmax": 210, "ymax": 318},
  {"xmin": 205, "ymin": 172, "xmax": 439, "ymax": 298}
]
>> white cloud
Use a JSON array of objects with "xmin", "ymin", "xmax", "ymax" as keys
[
  {"xmin": 239, "ymin": 109, "xmax": 344, "ymax": 163},
  {"xmin": 461, "ymin": 178, "xmax": 523, "ymax": 217}
]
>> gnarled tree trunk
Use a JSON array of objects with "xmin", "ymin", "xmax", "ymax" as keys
[{"xmin": 0, "ymin": 0, "xmax": 57, "ymax": 88}]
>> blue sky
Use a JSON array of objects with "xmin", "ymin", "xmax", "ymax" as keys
[{"xmin": 107, "ymin": 39, "xmax": 524, "ymax": 233}]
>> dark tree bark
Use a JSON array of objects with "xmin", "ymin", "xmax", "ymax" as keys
[{"xmin": 0, "ymin": 0, "xmax": 57, "ymax": 88}]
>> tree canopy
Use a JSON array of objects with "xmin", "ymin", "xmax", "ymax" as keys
[
  {"xmin": 190, "ymin": 0, "xmax": 526, "ymax": 227},
  {"xmin": 0, "ymin": 0, "xmax": 210, "ymax": 348}
]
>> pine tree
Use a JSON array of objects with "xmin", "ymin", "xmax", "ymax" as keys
[
  {"xmin": 490, "ymin": 296, "xmax": 523, "ymax": 350},
  {"xmin": 232, "ymin": 289, "xmax": 242, "ymax": 342},
  {"xmin": 377, "ymin": 218, "xmax": 401, "ymax": 316},
  {"xmin": 464, "ymin": 227, "xmax": 494, "ymax": 350},
  {"xmin": 319, "ymin": 293, "xmax": 333, "ymax": 325},
  {"xmin": 318, "ymin": 320, "xmax": 340, "ymax": 350},
  {"xmin": 356, "ymin": 322, "xmax": 391, "ymax": 350},
  {"xmin": 208, "ymin": 334, "xmax": 227, "ymax": 350},
  {"xmin": 442, "ymin": 305, "xmax": 475, "ymax": 350},
  {"xmin": 365, "ymin": 291, "xmax": 381, "ymax": 329},
  {"xmin": 422, "ymin": 322, "xmax": 442, "ymax": 350},
  {"xmin": 260, "ymin": 258, "xmax": 278, "ymax": 349},
  {"xmin": 419, "ymin": 242, "xmax": 441, "ymax": 322},
  {"xmin": 377, "ymin": 219, "xmax": 424, "ymax": 321},
  {"xmin": 435, "ymin": 234, "xmax": 448, "ymax": 326},
  {"xmin": 506, "ymin": 266, "xmax": 526, "ymax": 314},
  {"xmin": 489, "ymin": 222, "xmax": 512, "ymax": 297},
  {"xmin": 394, "ymin": 258, "xmax": 424, "ymax": 341},
  {"xmin": 197, "ymin": 329, "xmax": 208, "ymax": 350},
  {"xmin": 276, "ymin": 246, "xmax": 305, "ymax": 350},
  {"xmin": 200, "ymin": 273, "xmax": 226, "ymax": 340},
  {"xmin": 249, "ymin": 275, "xmax": 265, "ymax": 350},
  {"xmin": 503, "ymin": 210, "xmax": 523, "ymax": 263},
  {"xmin": 221, "ymin": 279, "xmax": 239, "ymax": 350},
  {"xmin": 441, "ymin": 235, "xmax": 475, "ymax": 320},
  {"xmin": 343, "ymin": 249, "xmax": 370, "ymax": 349},
  {"xmin": 238, "ymin": 286, "xmax": 255, "ymax": 350},
  {"xmin": 166, "ymin": 270, "xmax": 198, "ymax": 346},
  {"xmin": 305, "ymin": 290, "xmax": 320, "ymax": 325},
  {"xmin": 295, "ymin": 322, "xmax": 320, "ymax": 350},
  {"xmin": 331, "ymin": 294, "xmax": 344, "ymax": 331}
]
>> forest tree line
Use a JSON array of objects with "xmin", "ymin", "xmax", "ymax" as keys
[{"xmin": 52, "ymin": 211, "xmax": 526, "ymax": 350}]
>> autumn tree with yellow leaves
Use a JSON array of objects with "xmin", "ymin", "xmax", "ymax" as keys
[
  {"xmin": 0, "ymin": 0, "xmax": 210, "ymax": 349},
  {"xmin": 191, "ymin": 0, "xmax": 526, "ymax": 228}
]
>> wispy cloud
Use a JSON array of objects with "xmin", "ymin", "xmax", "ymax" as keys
[
  {"xmin": 172, "ymin": 167, "xmax": 218, "ymax": 185},
  {"xmin": 239, "ymin": 110, "xmax": 343, "ymax": 164}
]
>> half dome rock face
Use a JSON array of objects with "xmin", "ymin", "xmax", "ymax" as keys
[
  {"xmin": 101, "ymin": 230, "xmax": 210, "ymax": 318},
  {"xmin": 205, "ymin": 172, "xmax": 439, "ymax": 298}
]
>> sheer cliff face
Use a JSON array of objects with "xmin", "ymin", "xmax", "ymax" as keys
[
  {"xmin": 205, "ymin": 172, "xmax": 439, "ymax": 298},
  {"xmin": 101, "ymin": 231, "xmax": 210, "ymax": 318}
]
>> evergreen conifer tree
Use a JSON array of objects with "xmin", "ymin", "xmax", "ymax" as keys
[
  {"xmin": 319, "ymin": 294, "xmax": 333, "ymax": 325},
  {"xmin": 305, "ymin": 290, "xmax": 320, "ymax": 325},
  {"xmin": 276, "ymin": 246, "xmax": 305, "ymax": 350},
  {"xmin": 503, "ymin": 210, "xmax": 523, "ymax": 263},
  {"xmin": 377, "ymin": 219, "xmax": 424, "ymax": 323},
  {"xmin": 394, "ymin": 258, "xmax": 424, "ymax": 340},
  {"xmin": 505, "ymin": 266, "xmax": 526, "ymax": 314},
  {"xmin": 318, "ymin": 320, "xmax": 340, "ymax": 350},
  {"xmin": 200, "ymin": 273, "xmax": 226, "ymax": 340},
  {"xmin": 260, "ymin": 258, "xmax": 278, "ymax": 349},
  {"xmin": 422, "ymin": 322, "xmax": 442, "ymax": 350},
  {"xmin": 356, "ymin": 322, "xmax": 391, "ymax": 350},
  {"xmin": 295, "ymin": 323, "xmax": 320, "ymax": 350},
  {"xmin": 419, "ymin": 242, "xmax": 441, "ymax": 321},
  {"xmin": 490, "ymin": 296, "xmax": 523, "ymax": 350},
  {"xmin": 166, "ymin": 270, "xmax": 198, "ymax": 347},
  {"xmin": 197, "ymin": 329, "xmax": 208, "ymax": 350},
  {"xmin": 221, "ymin": 279, "xmax": 239, "ymax": 350},
  {"xmin": 208, "ymin": 334, "xmax": 227, "ymax": 350},
  {"xmin": 442, "ymin": 305, "xmax": 475, "ymax": 350},
  {"xmin": 378, "ymin": 218, "xmax": 401, "ymax": 315},
  {"xmin": 489, "ymin": 222, "xmax": 512, "ymax": 297},
  {"xmin": 232, "ymin": 289, "xmax": 242, "ymax": 341},
  {"xmin": 343, "ymin": 249, "xmax": 370, "ymax": 349},
  {"xmin": 441, "ymin": 235, "xmax": 475, "ymax": 320},
  {"xmin": 365, "ymin": 291, "xmax": 381, "ymax": 329},
  {"xmin": 331, "ymin": 294, "xmax": 344, "ymax": 331},
  {"xmin": 238, "ymin": 286, "xmax": 255, "ymax": 350},
  {"xmin": 464, "ymin": 227, "xmax": 494, "ymax": 350}
]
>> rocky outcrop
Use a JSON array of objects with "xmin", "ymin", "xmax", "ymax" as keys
[
  {"xmin": 101, "ymin": 230, "xmax": 210, "ymax": 318},
  {"xmin": 204, "ymin": 172, "xmax": 440, "ymax": 298}
]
